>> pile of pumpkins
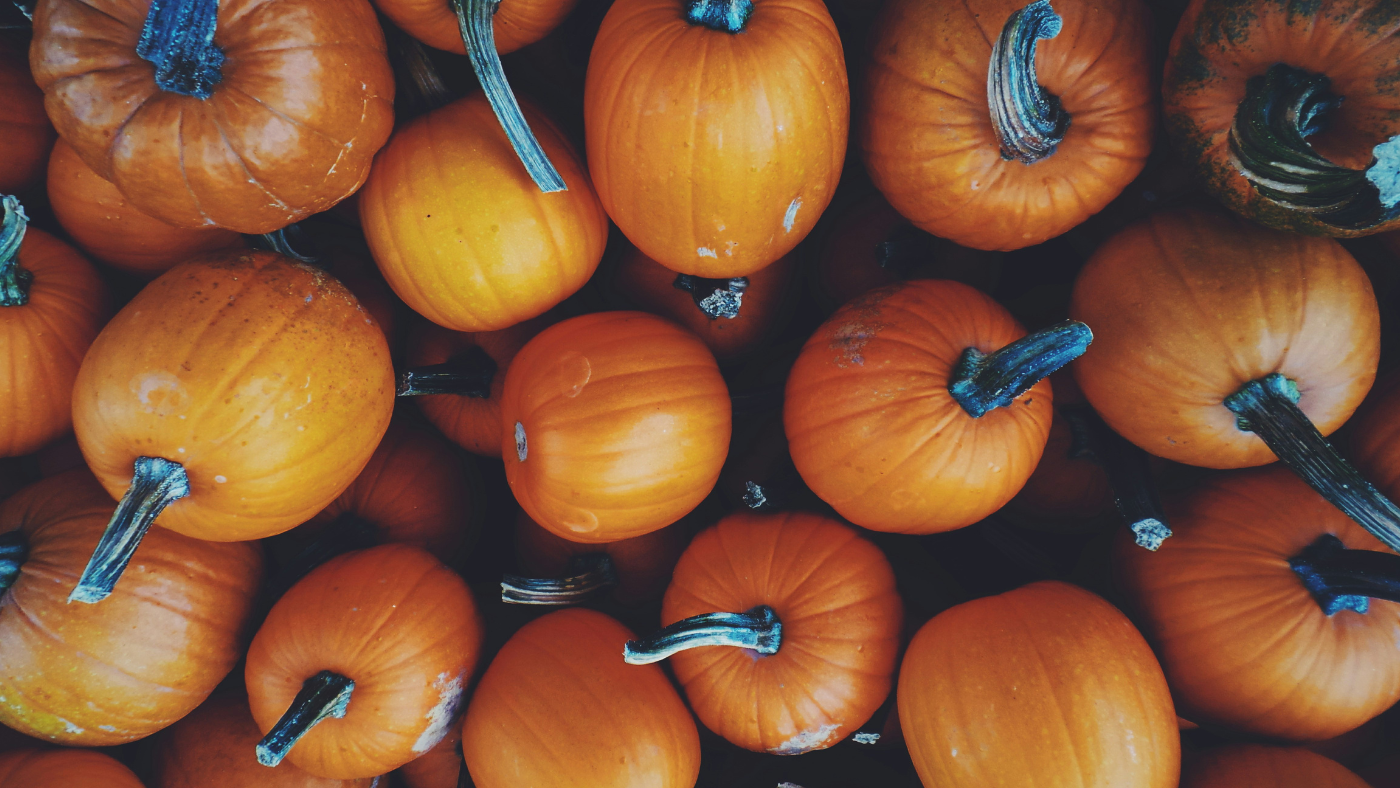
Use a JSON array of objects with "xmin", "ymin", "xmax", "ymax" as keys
[{"xmin": 2, "ymin": 0, "xmax": 1400, "ymax": 785}]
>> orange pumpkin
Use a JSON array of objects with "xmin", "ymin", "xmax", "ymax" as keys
[
  {"xmin": 1181, "ymin": 745, "xmax": 1370, "ymax": 788},
  {"xmin": 0, "ymin": 195, "xmax": 106, "ymax": 459},
  {"xmin": 71, "ymin": 250, "xmax": 394, "ymax": 603},
  {"xmin": 502, "ymin": 311, "xmax": 731, "ymax": 543},
  {"xmin": 899, "ymin": 580, "xmax": 1179, "ymax": 787},
  {"xmin": 508, "ymin": 509, "xmax": 692, "ymax": 606},
  {"xmin": 785, "ymin": 280, "xmax": 1089, "ymax": 533},
  {"xmin": 1347, "ymin": 370, "xmax": 1400, "ymax": 506},
  {"xmin": 374, "ymin": 0, "xmax": 576, "ymax": 55},
  {"xmin": 0, "ymin": 749, "xmax": 143, "ymax": 788},
  {"xmin": 627, "ymin": 511, "xmax": 902, "ymax": 753},
  {"xmin": 462, "ymin": 608, "xmax": 700, "ymax": 788},
  {"xmin": 395, "ymin": 714, "xmax": 460, "ymax": 788},
  {"xmin": 862, "ymin": 0, "xmax": 1154, "ymax": 250},
  {"xmin": 246, "ymin": 544, "xmax": 482, "ymax": 779},
  {"xmin": 0, "ymin": 470, "xmax": 262, "ymax": 745},
  {"xmin": 1004, "ymin": 373, "xmax": 1112, "ymax": 527},
  {"xmin": 30, "ymin": 0, "xmax": 395, "ymax": 233},
  {"xmin": 47, "ymin": 138, "xmax": 242, "ymax": 278},
  {"xmin": 584, "ymin": 0, "xmax": 847, "ymax": 278},
  {"xmin": 0, "ymin": 40, "xmax": 55, "ymax": 196}
]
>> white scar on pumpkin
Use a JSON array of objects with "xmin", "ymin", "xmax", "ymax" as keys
[
  {"xmin": 412, "ymin": 672, "xmax": 465, "ymax": 754},
  {"xmin": 770, "ymin": 722, "xmax": 841, "ymax": 755}
]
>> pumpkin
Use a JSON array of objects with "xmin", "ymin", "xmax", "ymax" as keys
[
  {"xmin": 1163, "ymin": 0, "xmax": 1400, "ymax": 237},
  {"xmin": 29, "ymin": 0, "xmax": 395, "ymax": 233},
  {"xmin": 0, "ymin": 749, "xmax": 143, "ymax": 788},
  {"xmin": 396, "ymin": 713, "xmax": 460, "ymax": 788},
  {"xmin": 626, "ymin": 510, "xmax": 902, "ymax": 754},
  {"xmin": 1347, "ymin": 370, "xmax": 1400, "ymax": 505},
  {"xmin": 861, "ymin": 0, "xmax": 1154, "ymax": 251},
  {"xmin": 462, "ymin": 607, "xmax": 700, "ymax": 788},
  {"xmin": 784, "ymin": 280, "xmax": 1090, "ymax": 533},
  {"xmin": 502, "ymin": 311, "xmax": 731, "ymax": 543},
  {"xmin": 899, "ymin": 580, "xmax": 1179, "ymax": 787},
  {"xmin": 360, "ymin": 93, "xmax": 606, "ymax": 332},
  {"xmin": 47, "ymin": 138, "xmax": 241, "ymax": 278},
  {"xmin": 506, "ymin": 509, "xmax": 692, "ymax": 606},
  {"xmin": 584, "ymin": 0, "xmax": 847, "ymax": 278},
  {"xmin": 154, "ymin": 693, "xmax": 380, "ymax": 787},
  {"xmin": 1114, "ymin": 466, "xmax": 1400, "ymax": 741},
  {"xmin": 0, "ymin": 195, "xmax": 106, "ymax": 459},
  {"xmin": 1181, "ymin": 745, "xmax": 1370, "ymax": 788},
  {"xmin": 1003, "ymin": 371, "xmax": 1112, "ymax": 527},
  {"xmin": 246, "ymin": 544, "xmax": 482, "ymax": 779},
  {"xmin": 0, "ymin": 40, "xmax": 55, "ymax": 196},
  {"xmin": 0, "ymin": 470, "xmax": 262, "ymax": 745},
  {"xmin": 70, "ymin": 249, "xmax": 394, "ymax": 603}
]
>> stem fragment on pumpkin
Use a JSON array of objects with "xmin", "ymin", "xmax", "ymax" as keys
[
  {"xmin": 685, "ymin": 0, "xmax": 752, "ymax": 33},
  {"xmin": 396, "ymin": 345, "xmax": 498, "ymax": 397},
  {"xmin": 1226, "ymin": 373, "xmax": 1400, "ymax": 553},
  {"xmin": 1068, "ymin": 405, "xmax": 1173, "ymax": 550},
  {"xmin": 387, "ymin": 24, "xmax": 454, "ymax": 116},
  {"xmin": 1229, "ymin": 64, "xmax": 1400, "ymax": 231},
  {"xmin": 69, "ymin": 457, "xmax": 190, "ymax": 604},
  {"xmin": 1290, "ymin": 534, "xmax": 1400, "ymax": 616},
  {"xmin": 249, "ymin": 225, "xmax": 318, "ymax": 265},
  {"xmin": 947, "ymin": 320, "xmax": 1092, "ymax": 418},
  {"xmin": 0, "ymin": 530, "xmax": 27, "ymax": 593},
  {"xmin": 256, "ymin": 670, "xmax": 355, "ymax": 767},
  {"xmin": 673, "ymin": 274, "xmax": 748, "ymax": 319},
  {"xmin": 136, "ymin": 0, "xmax": 224, "ymax": 99},
  {"xmin": 501, "ymin": 553, "xmax": 619, "ymax": 605},
  {"xmin": 623, "ymin": 605, "xmax": 780, "ymax": 664},
  {"xmin": 451, "ymin": 0, "xmax": 566, "ymax": 193},
  {"xmin": 987, "ymin": 0, "xmax": 1070, "ymax": 164},
  {"xmin": 0, "ymin": 195, "xmax": 32, "ymax": 307}
]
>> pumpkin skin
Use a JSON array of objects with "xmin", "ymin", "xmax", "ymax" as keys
[
  {"xmin": 396, "ymin": 713, "xmax": 460, "ymax": 788},
  {"xmin": 72, "ymin": 250, "xmax": 395, "ymax": 542},
  {"xmin": 0, "ymin": 42, "xmax": 55, "ymax": 196},
  {"xmin": 246, "ymin": 544, "xmax": 483, "ymax": 780},
  {"xmin": 861, "ymin": 0, "xmax": 1154, "ymax": 251},
  {"xmin": 515, "ymin": 509, "xmax": 692, "ymax": 606},
  {"xmin": 584, "ymin": 0, "xmax": 847, "ymax": 278},
  {"xmin": 0, "ymin": 749, "xmax": 144, "ymax": 788},
  {"xmin": 1346, "ymin": 369, "xmax": 1400, "ymax": 505},
  {"xmin": 662, "ymin": 511, "xmax": 903, "ymax": 754},
  {"xmin": 784, "ymin": 280, "xmax": 1053, "ymax": 533},
  {"xmin": 462, "ymin": 608, "xmax": 701, "ymax": 788},
  {"xmin": 0, "ymin": 470, "xmax": 263, "ymax": 745},
  {"xmin": 502, "ymin": 311, "xmax": 731, "ymax": 544},
  {"xmin": 47, "ymin": 139, "xmax": 242, "ymax": 279},
  {"xmin": 1, "ymin": 220, "xmax": 106, "ymax": 459},
  {"xmin": 1114, "ymin": 466, "xmax": 1400, "ymax": 741},
  {"xmin": 1163, "ymin": 0, "xmax": 1400, "ymax": 237},
  {"xmin": 360, "ymin": 93, "xmax": 607, "ymax": 333},
  {"xmin": 30, "ymin": 0, "xmax": 395, "ymax": 234},
  {"xmin": 373, "ymin": 0, "xmax": 579, "ymax": 56},
  {"xmin": 1181, "ymin": 745, "xmax": 1370, "ymax": 788},
  {"xmin": 899, "ymin": 580, "xmax": 1179, "ymax": 788},
  {"xmin": 1070, "ymin": 209, "xmax": 1378, "ymax": 469}
]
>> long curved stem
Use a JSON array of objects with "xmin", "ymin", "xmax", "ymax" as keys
[
  {"xmin": 136, "ymin": 0, "xmax": 224, "ymax": 99},
  {"xmin": 988, "ymin": 0, "xmax": 1070, "ymax": 164},
  {"xmin": 1067, "ymin": 405, "xmax": 1173, "ymax": 550},
  {"xmin": 500, "ymin": 553, "xmax": 618, "ymax": 605},
  {"xmin": 397, "ymin": 345, "xmax": 498, "ymax": 397},
  {"xmin": 623, "ymin": 605, "xmax": 780, "ymax": 664},
  {"xmin": 250, "ymin": 225, "xmax": 318, "ymax": 265},
  {"xmin": 948, "ymin": 320, "xmax": 1092, "ymax": 418},
  {"xmin": 1225, "ymin": 374, "xmax": 1400, "ymax": 553},
  {"xmin": 69, "ymin": 457, "xmax": 190, "ymax": 604},
  {"xmin": 0, "ymin": 530, "xmax": 27, "ymax": 593},
  {"xmin": 1290, "ymin": 533, "xmax": 1400, "ymax": 616},
  {"xmin": 0, "ymin": 195, "xmax": 31, "ymax": 307},
  {"xmin": 451, "ymin": 0, "xmax": 565, "ymax": 193},
  {"xmin": 256, "ymin": 671, "xmax": 355, "ymax": 767},
  {"xmin": 672, "ymin": 274, "xmax": 748, "ymax": 319}
]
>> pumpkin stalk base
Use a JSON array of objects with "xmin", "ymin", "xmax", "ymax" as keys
[
  {"xmin": 988, "ymin": 0, "xmax": 1070, "ymax": 164},
  {"xmin": 136, "ymin": 0, "xmax": 225, "ymax": 99},
  {"xmin": 685, "ymin": 0, "xmax": 753, "ymax": 33},
  {"xmin": 948, "ymin": 320, "xmax": 1092, "ymax": 418},
  {"xmin": 256, "ymin": 670, "xmax": 355, "ymax": 767},
  {"xmin": 0, "ymin": 530, "xmax": 27, "ymax": 593},
  {"xmin": 623, "ymin": 605, "xmax": 781, "ymax": 664},
  {"xmin": 69, "ymin": 457, "xmax": 190, "ymax": 604},
  {"xmin": 501, "ymin": 553, "xmax": 619, "ymax": 605},
  {"xmin": 673, "ymin": 274, "xmax": 748, "ymax": 319},
  {"xmin": 0, "ymin": 195, "xmax": 32, "ymax": 307},
  {"xmin": 1289, "ymin": 533, "xmax": 1400, "ymax": 615},
  {"xmin": 397, "ymin": 345, "xmax": 498, "ymax": 397},
  {"xmin": 1071, "ymin": 405, "xmax": 1173, "ymax": 550}
]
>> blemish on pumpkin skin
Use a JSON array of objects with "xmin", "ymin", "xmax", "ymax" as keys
[
  {"xmin": 770, "ymin": 722, "xmax": 841, "ymax": 755},
  {"xmin": 827, "ymin": 288, "xmax": 897, "ymax": 368},
  {"xmin": 412, "ymin": 672, "xmax": 464, "ymax": 754},
  {"xmin": 698, "ymin": 247, "xmax": 718, "ymax": 258}
]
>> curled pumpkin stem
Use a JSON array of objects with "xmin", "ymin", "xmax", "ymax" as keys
[
  {"xmin": 397, "ymin": 345, "xmax": 498, "ymax": 397},
  {"xmin": 249, "ymin": 225, "xmax": 318, "ymax": 265},
  {"xmin": 136, "ymin": 0, "xmax": 224, "ymax": 99},
  {"xmin": 69, "ymin": 457, "xmax": 190, "ymax": 605},
  {"xmin": 1066, "ymin": 405, "xmax": 1173, "ymax": 550},
  {"xmin": 0, "ymin": 195, "xmax": 32, "ymax": 307},
  {"xmin": 947, "ymin": 320, "xmax": 1092, "ymax": 418},
  {"xmin": 1226, "ymin": 373, "xmax": 1400, "ymax": 553},
  {"xmin": 673, "ymin": 274, "xmax": 748, "ymax": 319},
  {"xmin": 1290, "ymin": 534, "xmax": 1400, "ymax": 616},
  {"xmin": 988, "ymin": 0, "xmax": 1070, "ymax": 164},
  {"xmin": 685, "ymin": 0, "xmax": 752, "ymax": 32},
  {"xmin": 451, "ymin": 0, "xmax": 566, "ymax": 193},
  {"xmin": 256, "ymin": 670, "xmax": 355, "ymax": 767},
  {"xmin": 500, "ymin": 553, "xmax": 619, "ymax": 605},
  {"xmin": 0, "ymin": 530, "xmax": 26, "ymax": 593},
  {"xmin": 623, "ymin": 605, "xmax": 781, "ymax": 664}
]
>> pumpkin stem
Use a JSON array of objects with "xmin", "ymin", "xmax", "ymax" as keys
[
  {"xmin": 500, "ymin": 553, "xmax": 619, "ymax": 605},
  {"xmin": 1068, "ymin": 406, "xmax": 1173, "ymax": 550},
  {"xmin": 673, "ymin": 274, "xmax": 749, "ymax": 319},
  {"xmin": 136, "ymin": 0, "xmax": 224, "ymax": 99},
  {"xmin": 249, "ymin": 225, "xmax": 318, "ymax": 265},
  {"xmin": 0, "ymin": 530, "xmax": 27, "ymax": 594},
  {"xmin": 988, "ymin": 0, "xmax": 1070, "ymax": 165},
  {"xmin": 1230, "ymin": 64, "xmax": 1400, "ymax": 232},
  {"xmin": 947, "ymin": 320, "xmax": 1092, "ymax": 418},
  {"xmin": 684, "ymin": 0, "xmax": 753, "ymax": 33},
  {"xmin": 387, "ymin": 24, "xmax": 454, "ymax": 116},
  {"xmin": 69, "ymin": 457, "xmax": 190, "ymax": 605},
  {"xmin": 1290, "ymin": 534, "xmax": 1400, "ymax": 616},
  {"xmin": 1226, "ymin": 373, "xmax": 1400, "ymax": 553},
  {"xmin": 451, "ymin": 0, "xmax": 566, "ymax": 193},
  {"xmin": 742, "ymin": 480, "xmax": 779, "ymax": 511},
  {"xmin": 0, "ymin": 195, "xmax": 32, "ymax": 307},
  {"xmin": 256, "ymin": 670, "xmax": 355, "ymax": 767},
  {"xmin": 397, "ymin": 345, "xmax": 498, "ymax": 398},
  {"xmin": 623, "ymin": 605, "xmax": 781, "ymax": 664}
]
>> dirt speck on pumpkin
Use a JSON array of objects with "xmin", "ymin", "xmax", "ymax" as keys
[{"xmin": 827, "ymin": 288, "xmax": 896, "ymax": 368}]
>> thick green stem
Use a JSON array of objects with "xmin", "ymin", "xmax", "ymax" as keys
[
  {"xmin": 1290, "ymin": 534, "xmax": 1400, "ymax": 616},
  {"xmin": 500, "ymin": 553, "xmax": 618, "ymax": 605},
  {"xmin": 1230, "ymin": 64, "xmax": 1400, "ymax": 231},
  {"xmin": 623, "ymin": 605, "xmax": 780, "ymax": 664},
  {"xmin": 256, "ymin": 671, "xmax": 355, "ymax": 767},
  {"xmin": 0, "ymin": 195, "xmax": 31, "ymax": 307},
  {"xmin": 672, "ymin": 274, "xmax": 748, "ymax": 319},
  {"xmin": 249, "ymin": 225, "xmax": 318, "ymax": 265},
  {"xmin": 1225, "ymin": 374, "xmax": 1400, "ymax": 553},
  {"xmin": 685, "ymin": 0, "xmax": 752, "ymax": 32},
  {"xmin": 397, "ymin": 345, "xmax": 498, "ymax": 397},
  {"xmin": 947, "ymin": 320, "xmax": 1092, "ymax": 418},
  {"xmin": 136, "ymin": 0, "xmax": 224, "ymax": 99},
  {"xmin": 988, "ymin": 0, "xmax": 1069, "ymax": 164},
  {"xmin": 0, "ymin": 530, "xmax": 27, "ymax": 593},
  {"xmin": 451, "ymin": 0, "xmax": 565, "ymax": 193},
  {"xmin": 69, "ymin": 457, "xmax": 190, "ymax": 604}
]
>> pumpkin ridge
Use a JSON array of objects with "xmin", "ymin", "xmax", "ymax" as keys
[{"xmin": 203, "ymin": 101, "xmax": 296, "ymax": 213}]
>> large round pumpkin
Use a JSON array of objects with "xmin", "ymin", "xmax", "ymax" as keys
[
  {"xmin": 1181, "ymin": 745, "xmax": 1370, "ymax": 788},
  {"xmin": 0, "ymin": 41, "xmax": 55, "ymax": 196},
  {"xmin": 584, "ymin": 0, "xmax": 847, "ymax": 278},
  {"xmin": 0, "ymin": 749, "xmax": 143, "ymax": 788},
  {"xmin": 30, "ymin": 0, "xmax": 395, "ymax": 233}
]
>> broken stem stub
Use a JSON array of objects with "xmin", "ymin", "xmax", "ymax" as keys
[
  {"xmin": 256, "ymin": 670, "xmax": 355, "ymax": 767},
  {"xmin": 988, "ymin": 0, "xmax": 1069, "ymax": 164},
  {"xmin": 948, "ymin": 320, "xmax": 1092, "ymax": 418},
  {"xmin": 397, "ymin": 344, "xmax": 498, "ymax": 397},
  {"xmin": 1290, "ymin": 533, "xmax": 1400, "ymax": 616},
  {"xmin": 673, "ymin": 274, "xmax": 748, "ymax": 319},
  {"xmin": 0, "ymin": 195, "xmax": 31, "ymax": 307},
  {"xmin": 500, "ymin": 553, "xmax": 619, "ymax": 605},
  {"xmin": 1069, "ymin": 405, "xmax": 1173, "ymax": 550},
  {"xmin": 623, "ymin": 605, "xmax": 781, "ymax": 664},
  {"xmin": 69, "ymin": 457, "xmax": 190, "ymax": 604}
]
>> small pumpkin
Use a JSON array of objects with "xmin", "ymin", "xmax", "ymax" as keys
[
  {"xmin": 1181, "ymin": 745, "xmax": 1370, "ymax": 788},
  {"xmin": 0, "ymin": 40, "xmax": 55, "ymax": 196},
  {"xmin": 0, "ymin": 749, "xmax": 143, "ymax": 788},
  {"xmin": 246, "ymin": 544, "xmax": 482, "ymax": 779},
  {"xmin": 506, "ymin": 509, "xmax": 692, "ymax": 606},
  {"xmin": 462, "ymin": 607, "xmax": 700, "ymax": 788}
]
